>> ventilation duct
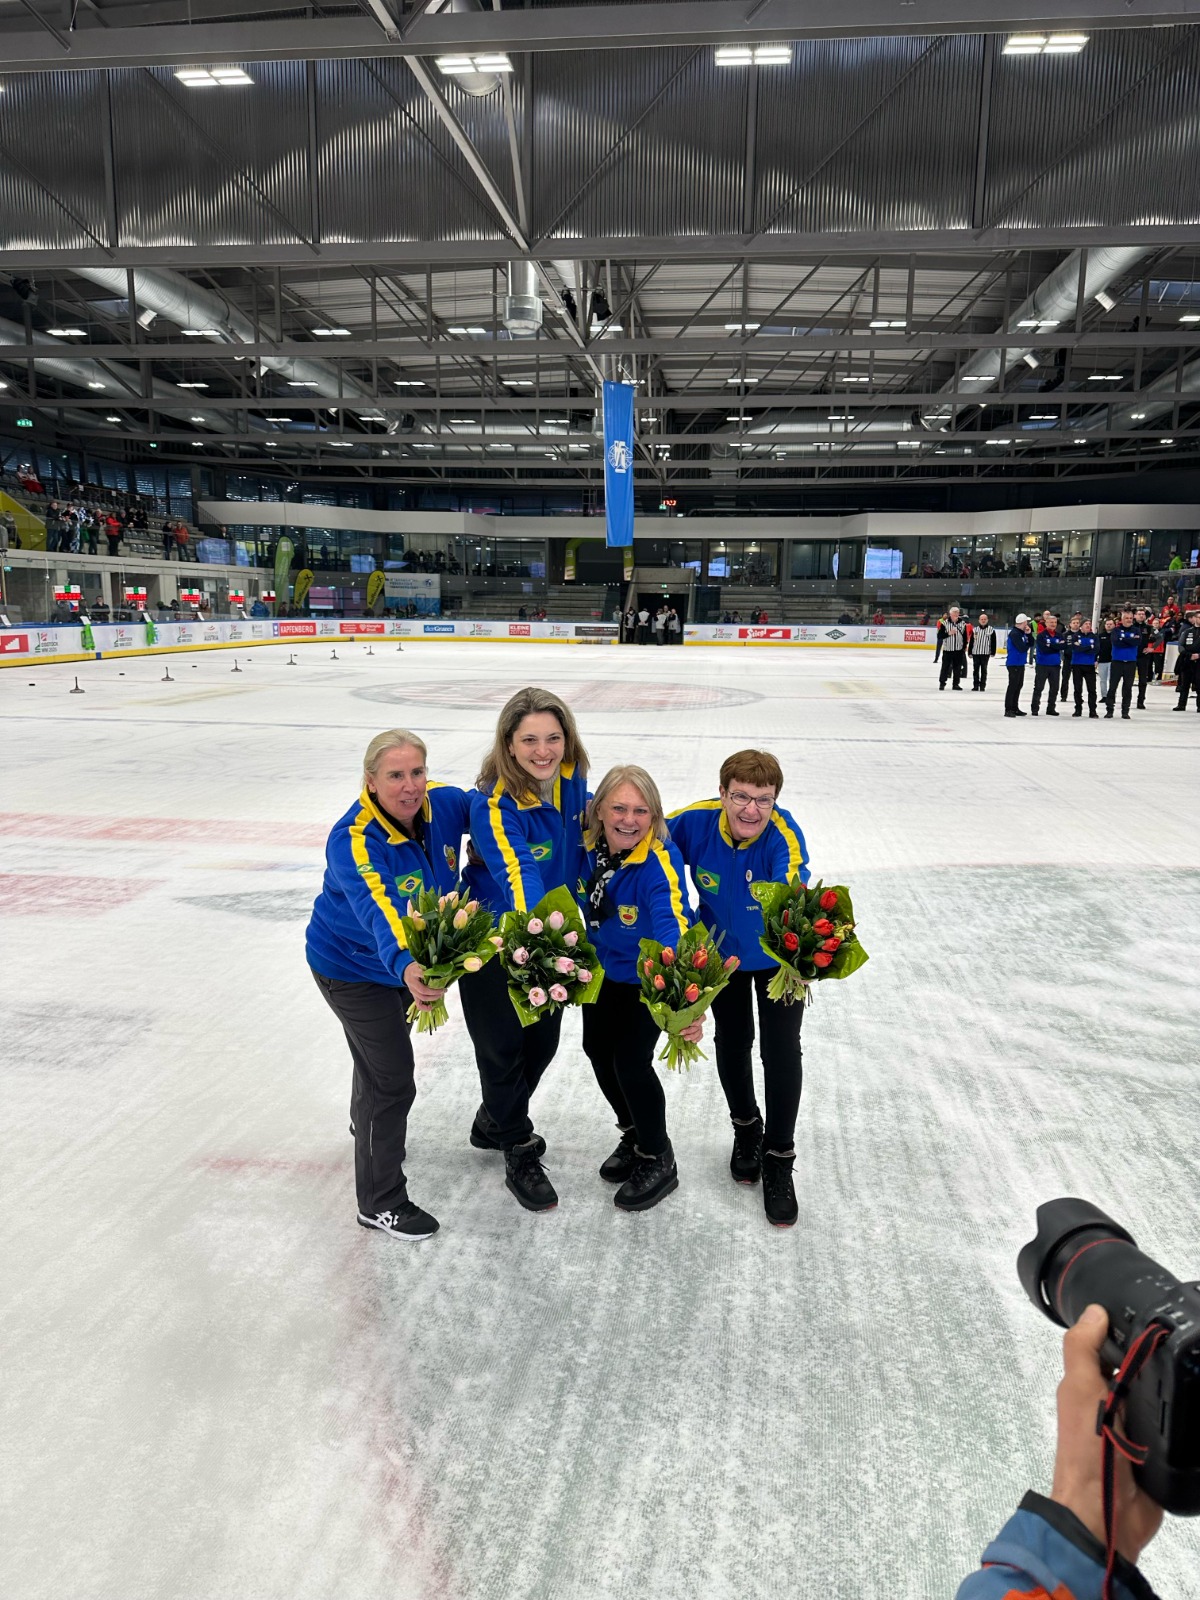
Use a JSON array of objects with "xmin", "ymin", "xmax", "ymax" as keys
[
  {"xmin": 927, "ymin": 246, "xmax": 1149, "ymax": 429},
  {"xmin": 1081, "ymin": 353, "xmax": 1200, "ymax": 438},
  {"xmin": 438, "ymin": 0, "xmax": 508, "ymax": 96},
  {"xmin": 503, "ymin": 261, "xmax": 543, "ymax": 337}
]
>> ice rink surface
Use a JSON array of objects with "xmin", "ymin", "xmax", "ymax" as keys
[{"xmin": 3, "ymin": 638, "xmax": 1199, "ymax": 1600}]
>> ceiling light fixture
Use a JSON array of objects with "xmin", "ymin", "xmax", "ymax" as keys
[
  {"xmin": 177, "ymin": 381, "xmax": 209, "ymax": 389},
  {"xmin": 288, "ymin": 380, "xmax": 320, "ymax": 387},
  {"xmin": 86, "ymin": 381, "xmax": 107, "ymax": 390},
  {"xmin": 189, "ymin": 415, "xmax": 205, "ymax": 422},
  {"xmin": 393, "ymin": 380, "xmax": 426, "ymax": 387},
  {"xmin": 436, "ymin": 53, "xmax": 513, "ymax": 75},
  {"xmin": 1003, "ymin": 32, "xmax": 1088, "ymax": 54},
  {"xmin": 46, "ymin": 327, "xmax": 86, "ymax": 337},
  {"xmin": 1017, "ymin": 318, "xmax": 1059, "ymax": 329},
  {"xmin": 715, "ymin": 44, "xmax": 792, "ymax": 65},
  {"xmin": 175, "ymin": 67, "xmax": 254, "ymax": 86},
  {"xmin": 105, "ymin": 414, "xmax": 121, "ymax": 422},
  {"xmin": 1095, "ymin": 290, "xmax": 1117, "ymax": 312},
  {"xmin": 725, "ymin": 376, "xmax": 759, "ymax": 384},
  {"xmin": 1159, "ymin": 437, "xmax": 1175, "ymax": 445},
  {"xmin": 1022, "ymin": 354, "xmax": 1040, "ymax": 369},
  {"xmin": 724, "ymin": 322, "xmax": 761, "ymax": 332},
  {"xmin": 1087, "ymin": 374, "xmax": 1124, "ymax": 380},
  {"xmin": 842, "ymin": 376, "xmax": 870, "ymax": 383},
  {"xmin": 312, "ymin": 327, "xmax": 351, "ymax": 337},
  {"xmin": 182, "ymin": 328, "xmax": 222, "ymax": 336},
  {"xmin": 447, "ymin": 325, "xmax": 487, "ymax": 336},
  {"xmin": 1131, "ymin": 411, "xmax": 1147, "ymax": 420},
  {"xmin": 868, "ymin": 319, "xmax": 907, "ymax": 329}
]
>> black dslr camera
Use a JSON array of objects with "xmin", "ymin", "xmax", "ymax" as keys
[{"xmin": 1018, "ymin": 1198, "xmax": 1200, "ymax": 1515}]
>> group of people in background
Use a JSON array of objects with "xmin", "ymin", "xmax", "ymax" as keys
[
  {"xmin": 932, "ymin": 601, "xmax": 1200, "ymax": 718},
  {"xmin": 306, "ymin": 690, "xmax": 813, "ymax": 1241},
  {"xmin": 621, "ymin": 604, "xmax": 683, "ymax": 643}
]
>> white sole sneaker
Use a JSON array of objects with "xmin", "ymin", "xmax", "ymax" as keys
[{"xmin": 356, "ymin": 1211, "xmax": 438, "ymax": 1241}]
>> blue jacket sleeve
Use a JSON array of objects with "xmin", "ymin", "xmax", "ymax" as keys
[
  {"xmin": 326, "ymin": 818, "xmax": 414, "ymax": 983},
  {"xmin": 765, "ymin": 808, "xmax": 810, "ymax": 885},
  {"xmin": 956, "ymin": 1496, "xmax": 1161, "ymax": 1600},
  {"xmin": 469, "ymin": 786, "xmax": 545, "ymax": 913},
  {"xmin": 644, "ymin": 840, "xmax": 692, "ymax": 945}
]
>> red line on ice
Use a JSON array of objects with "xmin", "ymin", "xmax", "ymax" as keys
[
  {"xmin": 0, "ymin": 812, "xmax": 327, "ymax": 847},
  {"xmin": 0, "ymin": 872, "xmax": 160, "ymax": 915}
]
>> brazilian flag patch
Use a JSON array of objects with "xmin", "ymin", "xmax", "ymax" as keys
[
  {"xmin": 395, "ymin": 873, "xmax": 424, "ymax": 896},
  {"xmin": 696, "ymin": 868, "xmax": 721, "ymax": 893},
  {"xmin": 618, "ymin": 904, "xmax": 639, "ymax": 926},
  {"xmin": 530, "ymin": 840, "xmax": 552, "ymax": 862},
  {"xmin": 443, "ymin": 844, "xmax": 458, "ymax": 873}
]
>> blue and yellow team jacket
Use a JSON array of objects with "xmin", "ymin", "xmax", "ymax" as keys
[
  {"xmin": 668, "ymin": 800, "xmax": 809, "ymax": 973},
  {"xmin": 305, "ymin": 782, "xmax": 471, "ymax": 986},
  {"xmin": 461, "ymin": 760, "xmax": 590, "ymax": 914},
  {"xmin": 956, "ymin": 1496, "xmax": 1157, "ymax": 1600},
  {"xmin": 579, "ymin": 833, "xmax": 692, "ymax": 985}
]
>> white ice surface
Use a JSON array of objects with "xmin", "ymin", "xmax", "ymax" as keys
[{"xmin": 2, "ymin": 641, "xmax": 1199, "ymax": 1600}]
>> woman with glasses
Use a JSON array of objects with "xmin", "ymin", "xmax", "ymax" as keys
[{"xmin": 669, "ymin": 751, "xmax": 810, "ymax": 1227}]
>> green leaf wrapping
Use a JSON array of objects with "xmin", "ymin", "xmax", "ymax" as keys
[
  {"xmin": 498, "ymin": 885, "xmax": 605, "ymax": 1027},
  {"xmin": 397, "ymin": 886, "xmax": 501, "ymax": 1032},
  {"xmin": 750, "ymin": 875, "xmax": 869, "ymax": 1005},
  {"xmin": 636, "ymin": 923, "xmax": 739, "ymax": 1070}
]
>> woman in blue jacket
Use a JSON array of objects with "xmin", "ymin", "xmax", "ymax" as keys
[
  {"xmin": 669, "ymin": 749, "xmax": 810, "ymax": 1227},
  {"xmin": 580, "ymin": 765, "xmax": 696, "ymax": 1213},
  {"xmin": 306, "ymin": 728, "xmax": 470, "ymax": 1243},
  {"xmin": 459, "ymin": 686, "xmax": 590, "ymax": 1213}
]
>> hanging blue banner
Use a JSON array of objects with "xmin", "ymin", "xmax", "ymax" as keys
[{"xmin": 602, "ymin": 381, "xmax": 635, "ymax": 548}]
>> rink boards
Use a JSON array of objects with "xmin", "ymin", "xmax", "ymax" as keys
[{"xmin": 0, "ymin": 618, "xmax": 937, "ymax": 666}]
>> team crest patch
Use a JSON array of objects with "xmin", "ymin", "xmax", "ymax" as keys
[
  {"xmin": 530, "ymin": 840, "xmax": 552, "ymax": 862},
  {"xmin": 443, "ymin": 844, "xmax": 458, "ymax": 873},
  {"xmin": 395, "ymin": 873, "xmax": 424, "ymax": 896},
  {"xmin": 696, "ymin": 868, "xmax": 721, "ymax": 893},
  {"xmin": 618, "ymin": 904, "xmax": 639, "ymax": 926}
]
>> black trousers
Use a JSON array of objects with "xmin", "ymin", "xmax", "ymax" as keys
[
  {"xmin": 1059, "ymin": 659, "xmax": 1072, "ymax": 700},
  {"xmin": 971, "ymin": 655, "xmax": 991, "ymax": 690},
  {"xmin": 1071, "ymin": 664, "xmax": 1098, "ymax": 713},
  {"xmin": 1106, "ymin": 659, "xmax": 1136, "ymax": 715},
  {"xmin": 939, "ymin": 650, "xmax": 966, "ymax": 687},
  {"xmin": 1177, "ymin": 659, "xmax": 1200, "ymax": 709},
  {"xmin": 1032, "ymin": 664, "xmax": 1061, "ymax": 711},
  {"xmin": 1004, "ymin": 664, "xmax": 1026, "ymax": 715},
  {"xmin": 581, "ymin": 977, "xmax": 667, "ymax": 1156},
  {"xmin": 711, "ymin": 969, "xmax": 804, "ymax": 1153},
  {"xmin": 1136, "ymin": 656, "xmax": 1152, "ymax": 707},
  {"xmin": 459, "ymin": 954, "xmax": 561, "ymax": 1147},
  {"xmin": 311, "ymin": 969, "xmax": 415, "ymax": 1216}
]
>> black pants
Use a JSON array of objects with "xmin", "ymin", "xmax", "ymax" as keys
[
  {"xmin": 1059, "ymin": 659, "xmax": 1072, "ymax": 700},
  {"xmin": 939, "ymin": 650, "xmax": 966, "ymax": 688},
  {"xmin": 1136, "ymin": 656, "xmax": 1152, "ymax": 707},
  {"xmin": 1032, "ymin": 664, "xmax": 1061, "ymax": 712},
  {"xmin": 1177, "ymin": 659, "xmax": 1200, "ymax": 709},
  {"xmin": 581, "ymin": 977, "xmax": 667, "ymax": 1156},
  {"xmin": 971, "ymin": 655, "xmax": 990, "ymax": 690},
  {"xmin": 1004, "ymin": 664, "xmax": 1026, "ymax": 715},
  {"xmin": 711, "ymin": 969, "xmax": 804, "ymax": 1153},
  {"xmin": 1149, "ymin": 653, "xmax": 1164, "ymax": 681},
  {"xmin": 1072, "ymin": 664, "xmax": 1098, "ymax": 713},
  {"xmin": 1106, "ymin": 659, "xmax": 1136, "ymax": 715},
  {"xmin": 311, "ymin": 969, "xmax": 415, "ymax": 1216},
  {"xmin": 459, "ymin": 954, "xmax": 561, "ymax": 1147}
]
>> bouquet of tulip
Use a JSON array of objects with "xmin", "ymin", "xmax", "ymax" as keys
[
  {"xmin": 752, "ymin": 876, "xmax": 868, "ymax": 1005},
  {"xmin": 398, "ymin": 887, "xmax": 502, "ymax": 1033},
  {"xmin": 498, "ymin": 885, "xmax": 605, "ymax": 1026},
  {"xmin": 638, "ymin": 923, "xmax": 739, "ymax": 1071}
]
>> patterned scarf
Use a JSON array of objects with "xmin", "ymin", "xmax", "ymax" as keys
[{"xmin": 584, "ymin": 837, "xmax": 632, "ymax": 926}]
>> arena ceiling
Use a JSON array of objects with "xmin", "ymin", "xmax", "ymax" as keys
[{"xmin": 2, "ymin": 0, "xmax": 1200, "ymax": 502}]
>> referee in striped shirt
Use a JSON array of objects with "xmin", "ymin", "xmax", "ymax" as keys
[
  {"xmin": 968, "ymin": 612, "xmax": 997, "ymax": 692},
  {"xmin": 937, "ymin": 607, "xmax": 969, "ymax": 690}
]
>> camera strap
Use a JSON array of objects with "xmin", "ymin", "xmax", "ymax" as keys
[{"xmin": 1095, "ymin": 1321, "xmax": 1170, "ymax": 1600}]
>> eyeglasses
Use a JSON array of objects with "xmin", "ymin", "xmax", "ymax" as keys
[{"xmin": 726, "ymin": 791, "xmax": 775, "ymax": 812}]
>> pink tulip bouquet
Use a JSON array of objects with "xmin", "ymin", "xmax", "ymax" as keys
[
  {"xmin": 498, "ymin": 886, "xmax": 605, "ymax": 1025},
  {"xmin": 398, "ymin": 887, "xmax": 502, "ymax": 1033}
]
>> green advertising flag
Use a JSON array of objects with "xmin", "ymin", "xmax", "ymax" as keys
[
  {"xmin": 80, "ymin": 620, "xmax": 95, "ymax": 651},
  {"xmin": 273, "ymin": 535, "xmax": 295, "ymax": 614},
  {"xmin": 144, "ymin": 615, "xmax": 157, "ymax": 645}
]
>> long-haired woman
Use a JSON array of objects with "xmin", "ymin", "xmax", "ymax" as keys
[
  {"xmin": 459, "ymin": 686, "xmax": 590, "ymax": 1212},
  {"xmin": 579, "ymin": 765, "xmax": 697, "ymax": 1212}
]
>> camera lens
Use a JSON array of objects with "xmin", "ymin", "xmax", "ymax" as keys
[{"xmin": 1017, "ymin": 1198, "xmax": 1137, "ymax": 1328}]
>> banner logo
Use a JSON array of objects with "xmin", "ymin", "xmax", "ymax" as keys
[
  {"xmin": 602, "ymin": 380, "xmax": 635, "ymax": 549},
  {"xmin": 0, "ymin": 633, "xmax": 29, "ymax": 654},
  {"xmin": 606, "ymin": 439, "xmax": 630, "ymax": 472},
  {"xmin": 423, "ymin": 623, "xmax": 455, "ymax": 634},
  {"xmin": 904, "ymin": 628, "xmax": 927, "ymax": 642},
  {"xmin": 509, "ymin": 623, "xmax": 531, "ymax": 636}
]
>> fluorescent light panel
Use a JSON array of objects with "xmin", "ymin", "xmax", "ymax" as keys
[
  {"xmin": 175, "ymin": 67, "xmax": 254, "ymax": 86},
  {"xmin": 715, "ymin": 44, "xmax": 792, "ymax": 65},
  {"xmin": 1003, "ymin": 33, "xmax": 1088, "ymax": 54},
  {"xmin": 436, "ymin": 54, "xmax": 513, "ymax": 75},
  {"xmin": 47, "ymin": 327, "xmax": 86, "ymax": 337}
]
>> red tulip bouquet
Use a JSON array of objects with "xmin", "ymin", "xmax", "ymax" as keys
[
  {"xmin": 752, "ymin": 876, "xmax": 868, "ymax": 1005},
  {"xmin": 638, "ymin": 923, "xmax": 739, "ymax": 1070},
  {"xmin": 498, "ymin": 885, "xmax": 605, "ymax": 1025},
  {"xmin": 398, "ymin": 887, "xmax": 502, "ymax": 1033}
]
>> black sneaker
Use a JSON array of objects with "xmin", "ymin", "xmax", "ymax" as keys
[
  {"xmin": 1089, "ymin": 710, "xmax": 1099, "ymax": 718},
  {"xmin": 470, "ymin": 1111, "xmax": 545, "ymax": 1157},
  {"xmin": 762, "ymin": 1151, "xmax": 799, "ymax": 1228},
  {"xmin": 1072, "ymin": 709, "xmax": 1082, "ymax": 717},
  {"xmin": 504, "ymin": 1140, "xmax": 558, "ymax": 1211},
  {"xmin": 599, "ymin": 1127, "xmax": 638, "ymax": 1184},
  {"xmin": 730, "ymin": 1116, "xmax": 764, "ymax": 1185},
  {"xmin": 357, "ymin": 1202, "xmax": 439, "ymax": 1241},
  {"xmin": 615, "ymin": 1142, "xmax": 678, "ymax": 1212},
  {"xmin": 1046, "ymin": 708, "xmax": 1059, "ymax": 716}
]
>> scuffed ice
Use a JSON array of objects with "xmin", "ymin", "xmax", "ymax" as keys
[{"xmin": 2, "ymin": 642, "xmax": 1198, "ymax": 1600}]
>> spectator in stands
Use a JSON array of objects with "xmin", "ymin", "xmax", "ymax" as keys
[
  {"xmin": 83, "ymin": 514, "xmax": 98, "ymax": 556},
  {"xmin": 174, "ymin": 522, "xmax": 189, "ymax": 560},
  {"xmin": 104, "ymin": 513, "xmax": 122, "ymax": 557},
  {"xmin": 161, "ymin": 519, "xmax": 174, "ymax": 560},
  {"xmin": 92, "ymin": 593, "xmax": 110, "ymax": 623},
  {"xmin": 872, "ymin": 608, "xmax": 886, "ymax": 625},
  {"xmin": 1, "ymin": 510, "xmax": 15, "ymax": 551},
  {"xmin": 837, "ymin": 610, "xmax": 855, "ymax": 625}
]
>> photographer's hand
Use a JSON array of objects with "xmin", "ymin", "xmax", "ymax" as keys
[{"xmin": 1050, "ymin": 1303, "xmax": 1164, "ymax": 1564}]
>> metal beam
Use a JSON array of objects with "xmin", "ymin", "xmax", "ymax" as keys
[{"xmin": 2, "ymin": 2, "xmax": 1200, "ymax": 73}]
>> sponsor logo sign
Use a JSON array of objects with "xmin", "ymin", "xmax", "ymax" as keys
[
  {"xmin": 867, "ymin": 628, "xmax": 889, "ymax": 643},
  {"xmin": 904, "ymin": 628, "xmax": 928, "ymax": 642},
  {"xmin": 0, "ymin": 633, "xmax": 29, "ymax": 654},
  {"xmin": 339, "ymin": 621, "xmax": 386, "ymax": 635},
  {"xmin": 176, "ymin": 626, "xmax": 194, "ymax": 643},
  {"xmin": 423, "ymin": 623, "xmax": 455, "ymax": 635},
  {"xmin": 737, "ymin": 626, "xmax": 790, "ymax": 640},
  {"xmin": 277, "ymin": 620, "xmax": 317, "ymax": 637},
  {"xmin": 825, "ymin": 628, "xmax": 846, "ymax": 640},
  {"xmin": 203, "ymin": 626, "xmax": 221, "ymax": 642},
  {"xmin": 508, "ymin": 623, "xmax": 531, "ymax": 637},
  {"xmin": 111, "ymin": 628, "xmax": 134, "ymax": 649},
  {"xmin": 794, "ymin": 627, "xmax": 823, "ymax": 641},
  {"xmin": 574, "ymin": 624, "xmax": 619, "ymax": 639},
  {"xmin": 34, "ymin": 630, "xmax": 58, "ymax": 654},
  {"xmin": 547, "ymin": 623, "xmax": 571, "ymax": 639},
  {"xmin": 469, "ymin": 622, "xmax": 493, "ymax": 637},
  {"xmin": 228, "ymin": 625, "xmax": 244, "ymax": 640}
]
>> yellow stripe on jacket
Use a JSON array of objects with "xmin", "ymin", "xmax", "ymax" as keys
[
  {"xmin": 349, "ymin": 805, "xmax": 409, "ymax": 953},
  {"xmin": 487, "ymin": 783, "xmax": 527, "ymax": 912},
  {"xmin": 771, "ymin": 808, "xmax": 805, "ymax": 881},
  {"xmin": 650, "ymin": 838, "xmax": 689, "ymax": 937}
]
